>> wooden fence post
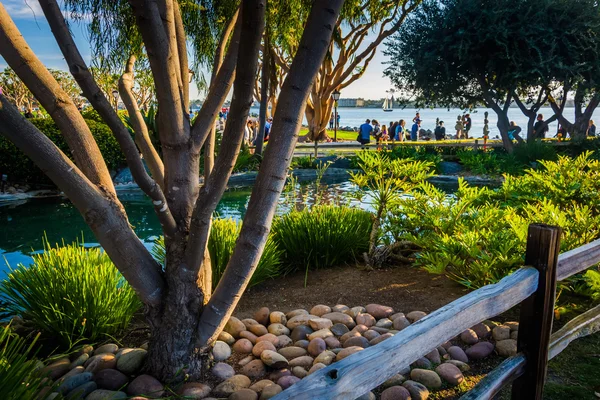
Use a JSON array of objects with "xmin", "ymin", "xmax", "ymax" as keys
[{"xmin": 511, "ymin": 224, "xmax": 561, "ymax": 400}]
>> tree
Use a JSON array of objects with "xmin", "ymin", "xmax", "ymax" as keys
[
  {"xmin": 0, "ymin": 67, "xmax": 36, "ymax": 111},
  {"xmin": 384, "ymin": 0, "xmax": 600, "ymax": 151},
  {"xmin": 0, "ymin": 0, "xmax": 344, "ymax": 382}
]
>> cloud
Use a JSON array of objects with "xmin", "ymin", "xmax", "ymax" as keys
[{"xmin": 3, "ymin": 0, "xmax": 44, "ymax": 20}]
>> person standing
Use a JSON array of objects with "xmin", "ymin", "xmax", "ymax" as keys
[
  {"xmin": 329, "ymin": 113, "xmax": 334, "ymax": 129},
  {"xmin": 358, "ymin": 119, "xmax": 373, "ymax": 147},
  {"xmin": 455, "ymin": 115, "xmax": 464, "ymax": 139},
  {"xmin": 413, "ymin": 112, "xmax": 420, "ymax": 123},
  {"xmin": 411, "ymin": 119, "xmax": 420, "ymax": 141},
  {"xmin": 533, "ymin": 114, "xmax": 549, "ymax": 139},
  {"xmin": 588, "ymin": 120, "xmax": 597, "ymax": 137},
  {"xmin": 390, "ymin": 121, "xmax": 399, "ymax": 142},
  {"xmin": 463, "ymin": 114, "xmax": 472, "ymax": 139},
  {"xmin": 434, "ymin": 121, "xmax": 446, "ymax": 140},
  {"xmin": 396, "ymin": 119, "xmax": 407, "ymax": 141},
  {"xmin": 264, "ymin": 117, "xmax": 273, "ymax": 142},
  {"xmin": 372, "ymin": 120, "xmax": 381, "ymax": 141}
]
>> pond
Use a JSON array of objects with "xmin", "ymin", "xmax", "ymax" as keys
[{"xmin": 0, "ymin": 178, "xmax": 465, "ymax": 277}]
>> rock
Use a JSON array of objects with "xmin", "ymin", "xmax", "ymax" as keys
[
  {"xmin": 66, "ymin": 382, "xmax": 97, "ymax": 399},
  {"xmin": 425, "ymin": 348, "xmax": 441, "ymax": 364},
  {"xmin": 355, "ymin": 313, "xmax": 376, "ymax": 327},
  {"xmin": 511, "ymin": 331, "xmax": 518, "ymax": 340},
  {"xmin": 436, "ymin": 363, "xmax": 464, "ymax": 386},
  {"xmin": 496, "ymin": 339, "xmax": 517, "ymax": 356},
  {"xmin": 348, "ymin": 307, "xmax": 366, "ymax": 318},
  {"xmin": 460, "ymin": 329, "xmax": 479, "ymax": 345},
  {"xmin": 310, "ymin": 305, "xmax": 332, "ymax": 317},
  {"xmin": 381, "ymin": 386, "xmax": 412, "ymax": 400},
  {"xmin": 230, "ymin": 388, "xmax": 258, "ymax": 400},
  {"xmin": 238, "ymin": 355, "xmax": 255, "ymax": 367},
  {"xmin": 336, "ymin": 346, "xmax": 363, "ymax": 361},
  {"xmin": 268, "ymin": 323, "xmax": 290, "ymax": 336},
  {"xmin": 212, "ymin": 362, "xmax": 235, "ymax": 381},
  {"xmin": 309, "ymin": 318, "xmax": 334, "ymax": 331},
  {"xmin": 307, "ymin": 338, "xmax": 327, "ymax": 357},
  {"xmin": 254, "ymin": 307, "xmax": 271, "ymax": 326},
  {"xmin": 58, "ymin": 366, "xmax": 84, "ymax": 384},
  {"xmin": 382, "ymin": 373, "xmax": 406, "ymax": 388},
  {"xmin": 259, "ymin": 384, "xmax": 282, "ymax": 399},
  {"xmin": 308, "ymin": 363, "xmax": 327, "ymax": 375},
  {"xmin": 127, "ymin": 375, "xmax": 164, "ymax": 397},
  {"xmin": 277, "ymin": 375, "xmax": 301, "ymax": 390},
  {"xmin": 256, "ymin": 333, "xmax": 279, "ymax": 347},
  {"xmin": 406, "ymin": 311, "xmax": 427, "ymax": 322},
  {"xmin": 213, "ymin": 341, "xmax": 232, "ymax": 362},
  {"xmin": 269, "ymin": 369, "xmax": 291, "ymax": 382},
  {"xmin": 492, "ymin": 325, "xmax": 511, "ymax": 341},
  {"xmin": 269, "ymin": 312, "xmax": 287, "ymax": 326},
  {"xmin": 375, "ymin": 318, "xmax": 393, "ymax": 329},
  {"xmin": 240, "ymin": 331, "xmax": 258, "ymax": 344},
  {"xmin": 241, "ymin": 360, "xmax": 267, "ymax": 380},
  {"xmin": 290, "ymin": 325, "xmax": 313, "ymax": 342},
  {"xmin": 85, "ymin": 354, "xmax": 117, "ymax": 374},
  {"xmin": 116, "ymin": 348, "xmax": 146, "ymax": 375},
  {"xmin": 58, "ymin": 372, "xmax": 94, "ymax": 394},
  {"xmin": 505, "ymin": 321, "xmax": 519, "ymax": 331},
  {"xmin": 261, "ymin": 350, "xmax": 289, "ymax": 369},
  {"xmin": 278, "ymin": 346, "xmax": 307, "ymax": 360},
  {"xmin": 439, "ymin": 161, "xmax": 463, "ymax": 174},
  {"xmin": 249, "ymin": 379, "xmax": 275, "ymax": 393},
  {"xmin": 355, "ymin": 392, "xmax": 376, "ymax": 400},
  {"xmin": 465, "ymin": 341, "xmax": 495, "ymax": 360},
  {"xmin": 314, "ymin": 350, "xmax": 336, "ymax": 366},
  {"xmin": 322, "ymin": 336, "xmax": 338, "ymax": 348},
  {"xmin": 277, "ymin": 335, "xmax": 293, "ymax": 348},
  {"xmin": 289, "ymin": 356, "xmax": 314, "ymax": 368},
  {"xmin": 437, "ymin": 346, "xmax": 447, "ymax": 356},
  {"xmin": 252, "ymin": 341, "xmax": 277, "ymax": 357},
  {"xmin": 441, "ymin": 341, "xmax": 453, "ymax": 349},
  {"xmin": 85, "ymin": 389, "xmax": 127, "ymax": 400},
  {"xmin": 369, "ymin": 333, "xmax": 394, "ymax": 345},
  {"xmin": 331, "ymin": 304, "xmax": 349, "ymax": 313},
  {"xmin": 94, "ymin": 344, "xmax": 119, "ymax": 356},
  {"xmin": 69, "ymin": 354, "xmax": 89, "ymax": 370},
  {"xmin": 343, "ymin": 336, "xmax": 370, "ymax": 349},
  {"xmin": 412, "ymin": 357, "xmax": 431, "ymax": 369},
  {"xmin": 471, "ymin": 323, "xmax": 491, "ymax": 339},
  {"xmin": 95, "ymin": 369, "xmax": 128, "ymax": 391},
  {"xmin": 295, "ymin": 340, "xmax": 310, "ymax": 349},
  {"xmin": 243, "ymin": 319, "xmax": 269, "ymax": 336},
  {"xmin": 286, "ymin": 309, "xmax": 309, "ymax": 319},
  {"xmin": 292, "ymin": 366, "xmax": 307, "ymax": 379},
  {"xmin": 219, "ymin": 331, "xmax": 236, "ymax": 345},
  {"xmin": 308, "ymin": 329, "xmax": 333, "ymax": 341},
  {"xmin": 287, "ymin": 314, "xmax": 318, "ymax": 330},
  {"xmin": 177, "ymin": 382, "xmax": 212, "ymax": 399},
  {"xmin": 213, "ymin": 375, "xmax": 251, "ymax": 397},
  {"xmin": 225, "ymin": 317, "xmax": 247, "ymax": 338},
  {"xmin": 445, "ymin": 360, "xmax": 470, "ymax": 372},
  {"xmin": 341, "ymin": 331, "xmax": 361, "ymax": 343},
  {"xmin": 42, "ymin": 358, "xmax": 71, "ymax": 380},
  {"xmin": 403, "ymin": 380, "xmax": 430, "ymax": 400},
  {"xmin": 391, "ymin": 316, "xmax": 411, "ymax": 332},
  {"xmin": 365, "ymin": 304, "xmax": 394, "ymax": 319},
  {"xmin": 233, "ymin": 339, "xmax": 254, "ymax": 354},
  {"xmin": 369, "ymin": 326, "xmax": 390, "ymax": 334},
  {"xmin": 321, "ymin": 312, "xmax": 356, "ymax": 328},
  {"xmin": 331, "ymin": 323, "xmax": 350, "ymax": 336},
  {"xmin": 448, "ymin": 346, "xmax": 469, "ymax": 363}
]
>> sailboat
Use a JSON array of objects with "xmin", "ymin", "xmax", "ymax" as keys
[{"xmin": 382, "ymin": 96, "xmax": 393, "ymax": 112}]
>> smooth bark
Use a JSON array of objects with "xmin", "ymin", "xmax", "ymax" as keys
[
  {"xmin": 197, "ymin": 0, "xmax": 345, "ymax": 345},
  {"xmin": 256, "ymin": 33, "xmax": 270, "ymax": 155}
]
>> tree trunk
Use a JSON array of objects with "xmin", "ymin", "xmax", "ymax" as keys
[
  {"xmin": 496, "ymin": 114, "xmax": 514, "ymax": 153},
  {"xmin": 256, "ymin": 33, "xmax": 270, "ymax": 156},
  {"xmin": 526, "ymin": 112, "xmax": 536, "ymax": 143}
]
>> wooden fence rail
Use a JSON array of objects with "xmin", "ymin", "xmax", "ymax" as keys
[{"xmin": 272, "ymin": 225, "xmax": 600, "ymax": 400}]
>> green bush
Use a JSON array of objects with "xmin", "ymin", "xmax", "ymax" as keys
[
  {"xmin": 0, "ymin": 240, "xmax": 140, "ymax": 349},
  {"xmin": 152, "ymin": 218, "xmax": 282, "ymax": 288},
  {"xmin": 272, "ymin": 205, "xmax": 372, "ymax": 273},
  {"xmin": 0, "ymin": 326, "xmax": 51, "ymax": 399},
  {"xmin": 0, "ymin": 118, "xmax": 125, "ymax": 184},
  {"xmin": 389, "ymin": 146, "xmax": 443, "ymax": 172},
  {"xmin": 233, "ymin": 147, "xmax": 261, "ymax": 173}
]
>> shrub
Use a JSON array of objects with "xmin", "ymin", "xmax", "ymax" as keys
[
  {"xmin": 233, "ymin": 147, "xmax": 261, "ymax": 173},
  {"xmin": 272, "ymin": 205, "xmax": 372, "ymax": 273},
  {"xmin": 0, "ymin": 118, "xmax": 125, "ymax": 184},
  {"xmin": 0, "ymin": 240, "xmax": 140, "ymax": 349},
  {"xmin": 456, "ymin": 149, "xmax": 504, "ymax": 175},
  {"xmin": 389, "ymin": 146, "xmax": 443, "ymax": 172},
  {"xmin": 0, "ymin": 326, "xmax": 51, "ymax": 399},
  {"xmin": 152, "ymin": 218, "xmax": 282, "ymax": 288}
]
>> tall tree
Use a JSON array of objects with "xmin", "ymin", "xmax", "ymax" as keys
[
  {"xmin": 384, "ymin": 0, "xmax": 600, "ymax": 151},
  {"xmin": 0, "ymin": 67, "xmax": 36, "ymax": 111},
  {"xmin": 0, "ymin": 0, "xmax": 344, "ymax": 382}
]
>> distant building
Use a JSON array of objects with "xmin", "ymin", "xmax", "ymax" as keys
[{"xmin": 338, "ymin": 98, "xmax": 365, "ymax": 107}]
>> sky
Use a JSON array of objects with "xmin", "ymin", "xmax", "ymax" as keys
[{"xmin": 0, "ymin": 1, "xmax": 394, "ymax": 101}]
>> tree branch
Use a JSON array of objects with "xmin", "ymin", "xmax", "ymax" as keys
[
  {"xmin": 173, "ymin": 0, "xmax": 189, "ymax": 111},
  {"xmin": 39, "ymin": 0, "xmax": 176, "ymax": 236},
  {"xmin": 0, "ymin": 3, "xmax": 114, "ymax": 193},
  {"xmin": 0, "ymin": 95, "xmax": 165, "ymax": 307},
  {"xmin": 197, "ymin": 0, "xmax": 345, "ymax": 346}
]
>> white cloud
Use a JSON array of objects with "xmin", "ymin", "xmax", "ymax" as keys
[{"xmin": 3, "ymin": 0, "xmax": 44, "ymax": 20}]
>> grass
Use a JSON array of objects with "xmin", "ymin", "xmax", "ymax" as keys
[{"xmin": 298, "ymin": 127, "xmax": 358, "ymax": 141}]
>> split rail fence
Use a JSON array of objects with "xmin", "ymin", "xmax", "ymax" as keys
[{"xmin": 272, "ymin": 224, "xmax": 600, "ymax": 400}]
